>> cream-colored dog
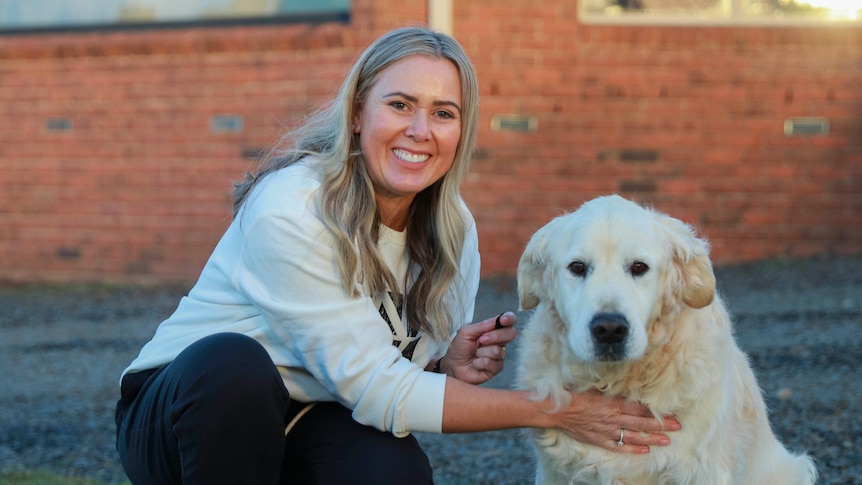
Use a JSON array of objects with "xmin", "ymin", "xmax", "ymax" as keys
[{"xmin": 515, "ymin": 195, "xmax": 817, "ymax": 485}]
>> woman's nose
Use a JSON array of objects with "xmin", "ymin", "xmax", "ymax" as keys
[{"xmin": 405, "ymin": 112, "xmax": 430, "ymax": 141}]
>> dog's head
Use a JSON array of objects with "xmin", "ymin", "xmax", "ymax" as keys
[{"xmin": 517, "ymin": 195, "xmax": 715, "ymax": 363}]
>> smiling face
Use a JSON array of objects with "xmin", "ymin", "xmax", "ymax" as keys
[{"xmin": 352, "ymin": 55, "xmax": 463, "ymax": 230}]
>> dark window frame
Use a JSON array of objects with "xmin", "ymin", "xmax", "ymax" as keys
[{"xmin": 0, "ymin": 10, "xmax": 349, "ymax": 36}]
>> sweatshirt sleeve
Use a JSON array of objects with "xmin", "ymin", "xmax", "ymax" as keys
[{"xmin": 231, "ymin": 207, "xmax": 447, "ymax": 436}]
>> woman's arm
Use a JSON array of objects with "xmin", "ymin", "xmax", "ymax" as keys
[{"xmin": 441, "ymin": 380, "xmax": 678, "ymax": 454}]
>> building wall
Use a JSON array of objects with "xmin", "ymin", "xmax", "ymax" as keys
[
  {"xmin": 0, "ymin": 0, "xmax": 859, "ymax": 284},
  {"xmin": 458, "ymin": 4, "xmax": 862, "ymax": 276}
]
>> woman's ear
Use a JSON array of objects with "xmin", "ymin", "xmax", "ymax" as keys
[{"xmin": 352, "ymin": 106, "xmax": 362, "ymax": 134}]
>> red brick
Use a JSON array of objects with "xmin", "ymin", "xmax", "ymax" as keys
[{"xmin": 0, "ymin": 0, "xmax": 859, "ymax": 283}]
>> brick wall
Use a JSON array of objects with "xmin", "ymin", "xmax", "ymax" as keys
[
  {"xmin": 456, "ymin": 3, "xmax": 862, "ymax": 275},
  {"xmin": 0, "ymin": 0, "xmax": 859, "ymax": 284}
]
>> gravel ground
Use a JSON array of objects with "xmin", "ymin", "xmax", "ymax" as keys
[{"xmin": 0, "ymin": 256, "xmax": 860, "ymax": 484}]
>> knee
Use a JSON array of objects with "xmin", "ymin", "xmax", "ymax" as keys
[
  {"xmin": 172, "ymin": 333, "xmax": 288, "ymax": 408},
  {"xmin": 183, "ymin": 333, "xmax": 274, "ymax": 377}
]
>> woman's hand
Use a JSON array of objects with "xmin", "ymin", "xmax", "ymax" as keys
[
  {"xmin": 438, "ymin": 312, "xmax": 517, "ymax": 384},
  {"xmin": 547, "ymin": 389, "xmax": 681, "ymax": 454}
]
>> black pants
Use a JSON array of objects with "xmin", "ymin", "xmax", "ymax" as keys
[{"xmin": 115, "ymin": 332, "xmax": 434, "ymax": 484}]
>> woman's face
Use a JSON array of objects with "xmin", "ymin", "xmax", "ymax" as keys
[{"xmin": 353, "ymin": 55, "xmax": 462, "ymax": 230}]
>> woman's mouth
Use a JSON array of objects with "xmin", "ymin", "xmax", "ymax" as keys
[{"xmin": 393, "ymin": 148, "xmax": 430, "ymax": 164}]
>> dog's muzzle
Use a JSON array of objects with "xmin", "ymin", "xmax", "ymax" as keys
[{"xmin": 589, "ymin": 312, "xmax": 629, "ymax": 361}]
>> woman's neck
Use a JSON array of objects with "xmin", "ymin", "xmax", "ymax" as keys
[{"xmin": 376, "ymin": 196, "xmax": 413, "ymax": 232}]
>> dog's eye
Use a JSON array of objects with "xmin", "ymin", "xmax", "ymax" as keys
[
  {"xmin": 630, "ymin": 261, "xmax": 649, "ymax": 276},
  {"xmin": 568, "ymin": 260, "xmax": 587, "ymax": 276}
]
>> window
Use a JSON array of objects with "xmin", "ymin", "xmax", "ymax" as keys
[
  {"xmin": 0, "ymin": 0, "xmax": 350, "ymax": 32},
  {"xmin": 581, "ymin": 0, "xmax": 861, "ymax": 24}
]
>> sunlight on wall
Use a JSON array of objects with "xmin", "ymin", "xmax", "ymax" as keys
[{"xmin": 790, "ymin": 0, "xmax": 861, "ymax": 19}]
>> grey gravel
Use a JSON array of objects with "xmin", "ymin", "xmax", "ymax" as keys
[{"xmin": 1, "ymin": 256, "xmax": 860, "ymax": 484}]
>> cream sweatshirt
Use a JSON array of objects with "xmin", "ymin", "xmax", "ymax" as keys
[{"xmin": 121, "ymin": 162, "xmax": 480, "ymax": 436}]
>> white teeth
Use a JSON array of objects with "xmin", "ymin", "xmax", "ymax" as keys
[{"xmin": 393, "ymin": 148, "xmax": 429, "ymax": 163}]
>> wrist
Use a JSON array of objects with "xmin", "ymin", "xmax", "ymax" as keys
[
  {"xmin": 526, "ymin": 393, "xmax": 559, "ymax": 429},
  {"xmin": 433, "ymin": 355, "xmax": 448, "ymax": 375}
]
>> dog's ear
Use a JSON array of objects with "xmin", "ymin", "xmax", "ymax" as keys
[
  {"xmin": 658, "ymin": 213, "xmax": 716, "ymax": 309},
  {"xmin": 517, "ymin": 216, "xmax": 564, "ymax": 310}
]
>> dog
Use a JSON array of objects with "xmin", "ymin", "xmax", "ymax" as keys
[{"xmin": 515, "ymin": 195, "xmax": 817, "ymax": 485}]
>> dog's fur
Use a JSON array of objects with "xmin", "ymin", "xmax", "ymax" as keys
[{"xmin": 515, "ymin": 195, "xmax": 817, "ymax": 485}]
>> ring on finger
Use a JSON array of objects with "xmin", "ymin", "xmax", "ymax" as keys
[
  {"xmin": 501, "ymin": 347, "xmax": 507, "ymax": 360},
  {"xmin": 616, "ymin": 428, "xmax": 625, "ymax": 447}
]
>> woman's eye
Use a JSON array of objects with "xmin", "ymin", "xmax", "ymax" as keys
[
  {"xmin": 389, "ymin": 101, "xmax": 407, "ymax": 110},
  {"xmin": 435, "ymin": 110, "xmax": 455, "ymax": 119}
]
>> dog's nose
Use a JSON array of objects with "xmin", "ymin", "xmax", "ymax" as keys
[{"xmin": 589, "ymin": 313, "xmax": 629, "ymax": 344}]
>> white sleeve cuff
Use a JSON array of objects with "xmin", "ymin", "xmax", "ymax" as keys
[{"xmin": 393, "ymin": 370, "xmax": 447, "ymax": 436}]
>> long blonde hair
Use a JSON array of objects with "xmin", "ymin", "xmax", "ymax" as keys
[{"xmin": 232, "ymin": 27, "xmax": 480, "ymax": 340}]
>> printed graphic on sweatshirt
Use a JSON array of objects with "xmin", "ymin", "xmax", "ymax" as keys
[{"xmin": 378, "ymin": 291, "xmax": 420, "ymax": 361}]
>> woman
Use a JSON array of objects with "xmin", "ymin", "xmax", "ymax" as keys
[{"xmin": 115, "ymin": 26, "xmax": 679, "ymax": 484}]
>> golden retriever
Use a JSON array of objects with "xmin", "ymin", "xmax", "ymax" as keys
[{"xmin": 515, "ymin": 195, "xmax": 817, "ymax": 485}]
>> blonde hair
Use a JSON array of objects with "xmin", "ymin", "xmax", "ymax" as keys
[{"xmin": 232, "ymin": 27, "xmax": 479, "ymax": 340}]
